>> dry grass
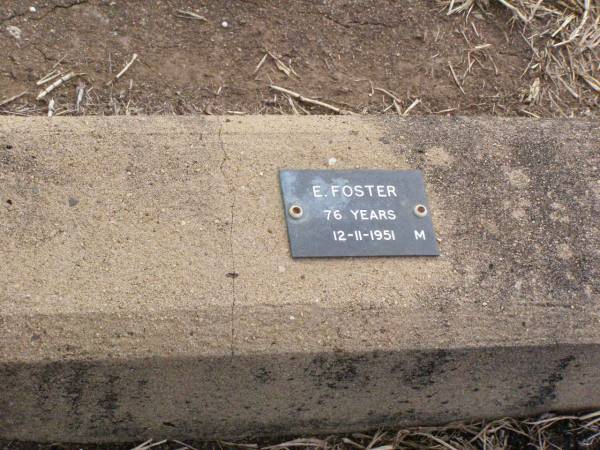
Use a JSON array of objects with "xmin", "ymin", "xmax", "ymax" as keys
[
  {"xmin": 0, "ymin": 1, "xmax": 597, "ymax": 117},
  {"xmin": 443, "ymin": 0, "xmax": 599, "ymax": 114},
  {"xmin": 21, "ymin": 409, "xmax": 593, "ymax": 450},
  {"xmin": 158, "ymin": 411, "xmax": 600, "ymax": 450}
]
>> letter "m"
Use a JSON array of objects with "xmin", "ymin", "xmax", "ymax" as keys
[{"xmin": 414, "ymin": 230, "xmax": 426, "ymax": 240}]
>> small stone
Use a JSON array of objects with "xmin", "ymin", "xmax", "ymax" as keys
[
  {"xmin": 328, "ymin": 157, "xmax": 337, "ymax": 166},
  {"xmin": 29, "ymin": 6, "xmax": 36, "ymax": 12},
  {"xmin": 6, "ymin": 25, "xmax": 22, "ymax": 40},
  {"xmin": 68, "ymin": 197, "xmax": 79, "ymax": 207},
  {"xmin": 221, "ymin": 20, "xmax": 229, "ymax": 28},
  {"xmin": 278, "ymin": 265, "xmax": 285, "ymax": 273}
]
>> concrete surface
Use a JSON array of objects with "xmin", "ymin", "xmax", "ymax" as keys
[{"xmin": 0, "ymin": 116, "xmax": 599, "ymax": 442}]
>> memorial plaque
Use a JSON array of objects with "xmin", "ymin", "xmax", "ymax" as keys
[{"xmin": 280, "ymin": 170, "xmax": 439, "ymax": 258}]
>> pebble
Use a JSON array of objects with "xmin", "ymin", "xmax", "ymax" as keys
[
  {"xmin": 29, "ymin": 6, "xmax": 36, "ymax": 12},
  {"xmin": 328, "ymin": 157, "xmax": 337, "ymax": 166},
  {"xmin": 6, "ymin": 26, "xmax": 22, "ymax": 40},
  {"xmin": 221, "ymin": 20, "xmax": 229, "ymax": 28}
]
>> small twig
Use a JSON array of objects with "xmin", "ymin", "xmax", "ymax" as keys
[
  {"xmin": 55, "ymin": 108, "xmax": 76, "ymax": 116},
  {"xmin": 434, "ymin": 107, "xmax": 458, "ymax": 114},
  {"xmin": 485, "ymin": 51, "xmax": 499, "ymax": 76},
  {"xmin": 269, "ymin": 85, "xmax": 347, "ymax": 114},
  {"xmin": 519, "ymin": 108, "xmax": 541, "ymax": 118},
  {"xmin": 0, "ymin": 90, "xmax": 28, "ymax": 107},
  {"xmin": 341, "ymin": 438, "xmax": 365, "ymax": 449},
  {"xmin": 75, "ymin": 82, "xmax": 86, "ymax": 113},
  {"xmin": 51, "ymin": 53, "xmax": 68, "ymax": 70},
  {"xmin": 403, "ymin": 98, "xmax": 421, "ymax": 115},
  {"xmin": 496, "ymin": 0, "xmax": 528, "ymax": 21},
  {"xmin": 254, "ymin": 53, "xmax": 268, "ymax": 74},
  {"xmin": 175, "ymin": 10, "xmax": 208, "ymax": 21},
  {"xmin": 47, "ymin": 98, "xmax": 55, "ymax": 117},
  {"xmin": 448, "ymin": 61, "xmax": 466, "ymax": 95},
  {"xmin": 287, "ymin": 95, "xmax": 300, "ymax": 114},
  {"xmin": 552, "ymin": 14, "xmax": 576, "ymax": 37},
  {"xmin": 36, "ymin": 72, "xmax": 81, "ymax": 100},
  {"xmin": 171, "ymin": 440, "xmax": 201, "ymax": 450},
  {"xmin": 413, "ymin": 433, "xmax": 460, "ymax": 450},
  {"xmin": 130, "ymin": 439, "xmax": 152, "ymax": 450},
  {"xmin": 556, "ymin": 75, "xmax": 580, "ymax": 98},
  {"xmin": 374, "ymin": 87, "xmax": 402, "ymax": 103},
  {"xmin": 296, "ymin": 102, "xmax": 311, "ymax": 115},
  {"xmin": 581, "ymin": 73, "xmax": 600, "ymax": 92},
  {"xmin": 219, "ymin": 441, "xmax": 258, "ymax": 449},
  {"xmin": 265, "ymin": 50, "xmax": 299, "ymax": 77},
  {"xmin": 382, "ymin": 103, "xmax": 395, "ymax": 113},
  {"xmin": 262, "ymin": 438, "xmax": 327, "ymax": 450},
  {"xmin": 554, "ymin": 0, "xmax": 590, "ymax": 47},
  {"xmin": 134, "ymin": 439, "xmax": 168, "ymax": 450},
  {"xmin": 106, "ymin": 53, "xmax": 138, "ymax": 86},
  {"xmin": 36, "ymin": 70, "xmax": 61, "ymax": 86}
]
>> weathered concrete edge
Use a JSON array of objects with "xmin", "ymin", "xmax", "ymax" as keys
[
  {"xmin": 3, "ymin": 305, "xmax": 600, "ymax": 365},
  {"xmin": 2, "ymin": 343, "xmax": 600, "ymax": 442}
]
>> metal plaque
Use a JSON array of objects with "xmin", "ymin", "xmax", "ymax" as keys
[{"xmin": 280, "ymin": 170, "xmax": 439, "ymax": 258}]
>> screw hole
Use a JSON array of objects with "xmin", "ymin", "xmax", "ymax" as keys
[
  {"xmin": 289, "ymin": 204, "xmax": 303, "ymax": 219},
  {"xmin": 414, "ymin": 204, "xmax": 428, "ymax": 218}
]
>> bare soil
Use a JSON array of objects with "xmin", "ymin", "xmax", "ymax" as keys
[{"xmin": 1, "ymin": 0, "xmax": 594, "ymax": 117}]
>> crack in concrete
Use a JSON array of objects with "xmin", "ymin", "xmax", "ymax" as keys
[
  {"xmin": 218, "ymin": 121, "xmax": 237, "ymax": 358},
  {"xmin": 1, "ymin": 0, "xmax": 88, "ymax": 24},
  {"xmin": 228, "ymin": 192, "xmax": 237, "ymax": 358}
]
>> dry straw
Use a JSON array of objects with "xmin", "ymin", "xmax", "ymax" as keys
[
  {"xmin": 128, "ymin": 409, "xmax": 600, "ymax": 450},
  {"xmin": 444, "ymin": 0, "xmax": 599, "ymax": 111}
]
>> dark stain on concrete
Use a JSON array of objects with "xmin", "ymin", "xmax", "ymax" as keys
[
  {"xmin": 305, "ymin": 354, "xmax": 368, "ymax": 389},
  {"xmin": 255, "ymin": 367, "xmax": 273, "ymax": 384},
  {"xmin": 382, "ymin": 117, "xmax": 600, "ymax": 329},
  {"xmin": 391, "ymin": 349, "xmax": 453, "ymax": 391},
  {"xmin": 1, "ymin": 345, "xmax": 599, "ymax": 441},
  {"xmin": 526, "ymin": 355, "xmax": 575, "ymax": 408}
]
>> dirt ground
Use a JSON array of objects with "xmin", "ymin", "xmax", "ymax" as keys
[{"xmin": 1, "ymin": 0, "xmax": 596, "ymax": 117}]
